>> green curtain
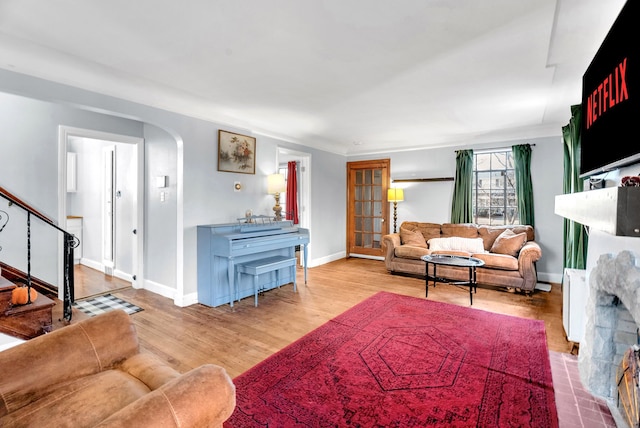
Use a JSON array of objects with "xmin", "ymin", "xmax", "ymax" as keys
[
  {"xmin": 562, "ymin": 104, "xmax": 588, "ymax": 269},
  {"xmin": 451, "ymin": 149, "xmax": 473, "ymax": 223},
  {"xmin": 512, "ymin": 144, "xmax": 535, "ymax": 227}
]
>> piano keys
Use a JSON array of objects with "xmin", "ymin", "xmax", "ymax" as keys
[{"xmin": 197, "ymin": 220, "xmax": 309, "ymax": 307}]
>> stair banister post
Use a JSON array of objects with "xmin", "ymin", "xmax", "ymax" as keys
[
  {"xmin": 63, "ymin": 232, "xmax": 75, "ymax": 322},
  {"xmin": 26, "ymin": 212, "xmax": 32, "ymax": 304}
]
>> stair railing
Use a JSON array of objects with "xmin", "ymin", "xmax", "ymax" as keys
[{"xmin": 0, "ymin": 186, "xmax": 78, "ymax": 321}]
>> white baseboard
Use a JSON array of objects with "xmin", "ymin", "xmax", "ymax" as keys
[
  {"xmin": 113, "ymin": 269, "xmax": 132, "ymax": 283},
  {"xmin": 176, "ymin": 292, "xmax": 199, "ymax": 307},
  {"xmin": 140, "ymin": 279, "xmax": 197, "ymax": 307},
  {"xmin": 308, "ymin": 251, "xmax": 346, "ymax": 268},
  {"xmin": 537, "ymin": 272, "xmax": 563, "ymax": 284},
  {"xmin": 82, "ymin": 258, "xmax": 203, "ymax": 308},
  {"xmin": 142, "ymin": 278, "xmax": 174, "ymax": 300},
  {"xmin": 79, "ymin": 258, "xmax": 102, "ymax": 272},
  {"xmin": 79, "ymin": 259, "xmax": 132, "ymax": 284}
]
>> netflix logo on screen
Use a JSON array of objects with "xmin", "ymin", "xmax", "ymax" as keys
[
  {"xmin": 585, "ymin": 58, "xmax": 629, "ymax": 130},
  {"xmin": 580, "ymin": 0, "xmax": 639, "ymax": 177}
]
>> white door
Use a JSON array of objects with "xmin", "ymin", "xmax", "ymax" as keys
[{"xmin": 103, "ymin": 145, "xmax": 116, "ymax": 273}]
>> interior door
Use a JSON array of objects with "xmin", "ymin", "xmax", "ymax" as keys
[
  {"xmin": 347, "ymin": 159, "xmax": 390, "ymax": 258},
  {"xmin": 103, "ymin": 145, "xmax": 115, "ymax": 273}
]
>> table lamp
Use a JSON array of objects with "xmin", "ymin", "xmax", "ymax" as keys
[{"xmin": 267, "ymin": 173, "xmax": 286, "ymax": 221}]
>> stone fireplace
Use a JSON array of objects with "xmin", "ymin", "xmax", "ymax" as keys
[
  {"xmin": 579, "ymin": 250, "xmax": 640, "ymax": 396},
  {"xmin": 575, "ymin": 230, "xmax": 640, "ymax": 427},
  {"xmin": 556, "ymin": 188, "xmax": 640, "ymax": 426}
]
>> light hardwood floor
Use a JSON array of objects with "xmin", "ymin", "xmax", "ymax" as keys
[
  {"xmin": 72, "ymin": 264, "xmax": 132, "ymax": 300},
  {"xmin": 53, "ymin": 258, "xmax": 571, "ymax": 379}
]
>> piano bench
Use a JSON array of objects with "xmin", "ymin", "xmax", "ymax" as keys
[{"xmin": 235, "ymin": 256, "xmax": 298, "ymax": 307}]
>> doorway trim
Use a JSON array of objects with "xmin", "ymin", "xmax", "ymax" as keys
[
  {"xmin": 57, "ymin": 126, "xmax": 144, "ymax": 300},
  {"xmin": 102, "ymin": 145, "xmax": 116, "ymax": 272},
  {"xmin": 346, "ymin": 158, "xmax": 391, "ymax": 259},
  {"xmin": 276, "ymin": 147, "xmax": 313, "ymax": 266}
]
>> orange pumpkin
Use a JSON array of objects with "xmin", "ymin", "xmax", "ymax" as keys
[{"xmin": 11, "ymin": 286, "xmax": 38, "ymax": 305}]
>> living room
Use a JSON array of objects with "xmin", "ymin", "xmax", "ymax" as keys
[
  {"xmin": 0, "ymin": 1, "xmax": 635, "ymax": 426},
  {"xmin": 0, "ymin": 0, "xmax": 630, "ymax": 303}
]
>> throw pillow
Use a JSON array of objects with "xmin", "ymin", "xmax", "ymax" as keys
[
  {"xmin": 427, "ymin": 237, "xmax": 486, "ymax": 253},
  {"xmin": 490, "ymin": 229, "xmax": 527, "ymax": 257},
  {"xmin": 400, "ymin": 228, "xmax": 427, "ymax": 248},
  {"xmin": 478, "ymin": 226, "xmax": 507, "ymax": 251}
]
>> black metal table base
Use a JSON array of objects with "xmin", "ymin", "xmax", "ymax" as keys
[{"xmin": 422, "ymin": 255, "xmax": 484, "ymax": 305}]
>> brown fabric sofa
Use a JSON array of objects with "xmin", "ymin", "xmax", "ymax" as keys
[
  {"xmin": 0, "ymin": 309, "xmax": 236, "ymax": 427},
  {"xmin": 382, "ymin": 221, "xmax": 542, "ymax": 293}
]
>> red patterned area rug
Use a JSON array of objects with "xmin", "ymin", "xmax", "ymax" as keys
[{"xmin": 225, "ymin": 291, "xmax": 558, "ymax": 427}]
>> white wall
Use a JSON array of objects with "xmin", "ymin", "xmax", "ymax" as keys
[{"xmin": 144, "ymin": 124, "xmax": 178, "ymax": 289}]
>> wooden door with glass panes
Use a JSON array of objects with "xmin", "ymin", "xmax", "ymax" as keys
[{"xmin": 347, "ymin": 159, "xmax": 390, "ymax": 258}]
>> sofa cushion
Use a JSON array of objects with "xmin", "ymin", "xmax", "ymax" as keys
[
  {"xmin": 395, "ymin": 245, "xmax": 430, "ymax": 260},
  {"xmin": 430, "ymin": 250, "xmax": 473, "ymax": 257},
  {"xmin": 96, "ymin": 364, "xmax": 237, "ymax": 428},
  {"xmin": 0, "ymin": 309, "xmax": 140, "ymax": 418},
  {"xmin": 0, "ymin": 369, "xmax": 150, "ymax": 427},
  {"xmin": 472, "ymin": 252, "xmax": 519, "ymax": 270},
  {"xmin": 428, "ymin": 237, "xmax": 485, "ymax": 253},
  {"xmin": 400, "ymin": 228, "xmax": 427, "ymax": 248},
  {"xmin": 441, "ymin": 223, "xmax": 478, "ymax": 239},
  {"xmin": 118, "ymin": 352, "xmax": 181, "ymax": 390},
  {"xmin": 400, "ymin": 222, "xmax": 442, "ymax": 242},
  {"xmin": 490, "ymin": 229, "xmax": 527, "ymax": 257}
]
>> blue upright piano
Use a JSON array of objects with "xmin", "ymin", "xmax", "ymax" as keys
[{"xmin": 197, "ymin": 220, "xmax": 309, "ymax": 307}]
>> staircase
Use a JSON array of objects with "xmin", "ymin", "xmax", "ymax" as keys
[
  {"xmin": 0, "ymin": 185, "xmax": 76, "ymax": 340},
  {"xmin": 0, "ymin": 275, "xmax": 55, "ymax": 339}
]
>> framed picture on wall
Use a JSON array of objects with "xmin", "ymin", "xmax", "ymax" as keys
[{"xmin": 218, "ymin": 130, "xmax": 256, "ymax": 174}]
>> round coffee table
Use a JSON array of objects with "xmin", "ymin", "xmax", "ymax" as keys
[{"xmin": 421, "ymin": 254, "xmax": 485, "ymax": 305}]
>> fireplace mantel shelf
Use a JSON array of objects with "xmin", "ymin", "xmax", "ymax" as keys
[{"xmin": 555, "ymin": 186, "xmax": 640, "ymax": 237}]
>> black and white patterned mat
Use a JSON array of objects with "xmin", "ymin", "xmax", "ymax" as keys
[{"xmin": 73, "ymin": 294, "xmax": 143, "ymax": 317}]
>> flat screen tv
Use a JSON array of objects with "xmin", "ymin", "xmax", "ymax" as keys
[{"xmin": 580, "ymin": 0, "xmax": 639, "ymax": 178}]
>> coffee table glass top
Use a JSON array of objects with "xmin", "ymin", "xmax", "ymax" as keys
[{"xmin": 421, "ymin": 254, "xmax": 485, "ymax": 268}]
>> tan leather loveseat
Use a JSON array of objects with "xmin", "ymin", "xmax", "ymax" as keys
[
  {"xmin": 382, "ymin": 221, "xmax": 542, "ymax": 293},
  {"xmin": 0, "ymin": 309, "xmax": 236, "ymax": 427}
]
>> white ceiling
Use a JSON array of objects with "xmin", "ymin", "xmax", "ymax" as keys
[{"xmin": 0, "ymin": 0, "xmax": 627, "ymax": 155}]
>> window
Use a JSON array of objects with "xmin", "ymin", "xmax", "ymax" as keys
[{"xmin": 472, "ymin": 150, "xmax": 519, "ymax": 225}]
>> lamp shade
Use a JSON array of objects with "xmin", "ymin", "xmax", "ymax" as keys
[
  {"xmin": 267, "ymin": 173, "xmax": 286, "ymax": 194},
  {"xmin": 387, "ymin": 188, "xmax": 404, "ymax": 202}
]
